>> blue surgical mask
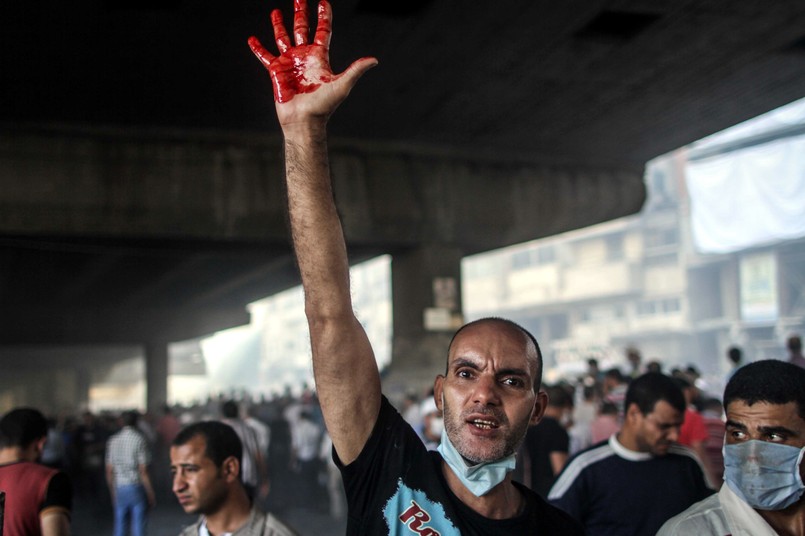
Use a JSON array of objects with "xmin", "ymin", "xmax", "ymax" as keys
[
  {"xmin": 723, "ymin": 439, "xmax": 805, "ymax": 510},
  {"xmin": 437, "ymin": 428, "xmax": 516, "ymax": 497}
]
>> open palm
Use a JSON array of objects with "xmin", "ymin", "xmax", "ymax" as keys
[{"xmin": 248, "ymin": 0, "xmax": 377, "ymax": 127}]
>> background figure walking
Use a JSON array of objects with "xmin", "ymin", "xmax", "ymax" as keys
[{"xmin": 105, "ymin": 410, "xmax": 156, "ymax": 536}]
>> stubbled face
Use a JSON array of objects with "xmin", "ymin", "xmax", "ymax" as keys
[
  {"xmin": 630, "ymin": 400, "xmax": 683, "ymax": 456},
  {"xmin": 435, "ymin": 321, "xmax": 544, "ymax": 464},
  {"xmin": 725, "ymin": 400, "xmax": 805, "ymax": 481},
  {"xmin": 170, "ymin": 435, "xmax": 229, "ymax": 515}
]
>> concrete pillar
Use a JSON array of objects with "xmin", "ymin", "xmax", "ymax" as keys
[
  {"xmin": 385, "ymin": 243, "xmax": 465, "ymax": 404},
  {"xmin": 75, "ymin": 367, "xmax": 92, "ymax": 411},
  {"xmin": 145, "ymin": 342, "xmax": 169, "ymax": 413}
]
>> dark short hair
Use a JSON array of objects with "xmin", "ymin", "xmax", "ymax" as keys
[
  {"xmin": 546, "ymin": 384, "xmax": 573, "ymax": 409},
  {"xmin": 221, "ymin": 400, "xmax": 239, "ymax": 419},
  {"xmin": 600, "ymin": 401, "xmax": 619, "ymax": 415},
  {"xmin": 727, "ymin": 346, "xmax": 742, "ymax": 364},
  {"xmin": 672, "ymin": 376, "xmax": 692, "ymax": 391},
  {"xmin": 603, "ymin": 367, "xmax": 625, "ymax": 383},
  {"xmin": 172, "ymin": 421, "xmax": 242, "ymax": 468},
  {"xmin": 724, "ymin": 360, "xmax": 805, "ymax": 421},
  {"xmin": 0, "ymin": 408, "xmax": 48, "ymax": 449},
  {"xmin": 122, "ymin": 410, "xmax": 139, "ymax": 428},
  {"xmin": 448, "ymin": 317, "xmax": 543, "ymax": 389},
  {"xmin": 788, "ymin": 336, "xmax": 802, "ymax": 354},
  {"xmin": 624, "ymin": 373, "xmax": 685, "ymax": 415}
]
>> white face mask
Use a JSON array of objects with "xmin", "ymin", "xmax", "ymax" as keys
[
  {"xmin": 723, "ymin": 440, "xmax": 805, "ymax": 510},
  {"xmin": 436, "ymin": 428, "xmax": 516, "ymax": 497}
]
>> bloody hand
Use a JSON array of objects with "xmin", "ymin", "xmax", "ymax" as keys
[{"xmin": 248, "ymin": 0, "xmax": 377, "ymax": 110}]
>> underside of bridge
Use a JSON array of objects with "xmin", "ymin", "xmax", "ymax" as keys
[{"xmin": 1, "ymin": 0, "xmax": 804, "ymax": 411}]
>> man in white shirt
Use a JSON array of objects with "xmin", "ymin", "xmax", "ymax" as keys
[{"xmin": 658, "ymin": 360, "xmax": 805, "ymax": 536}]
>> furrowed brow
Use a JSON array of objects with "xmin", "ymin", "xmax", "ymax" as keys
[
  {"xmin": 497, "ymin": 367, "xmax": 530, "ymax": 378},
  {"xmin": 725, "ymin": 420, "xmax": 747, "ymax": 430},
  {"xmin": 451, "ymin": 358, "xmax": 481, "ymax": 371},
  {"xmin": 758, "ymin": 425, "xmax": 799, "ymax": 437}
]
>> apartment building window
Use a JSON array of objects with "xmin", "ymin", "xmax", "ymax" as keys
[
  {"xmin": 606, "ymin": 235, "xmax": 624, "ymax": 261},
  {"xmin": 645, "ymin": 228, "xmax": 678, "ymax": 249},
  {"xmin": 547, "ymin": 314, "xmax": 569, "ymax": 339},
  {"xmin": 581, "ymin": 304, "xmax": 627, "ymax": 323},
  {"xmin": 537, "ymin": 246, "xmax": 556, "ymax": 264},
  {"xmin": 511, "ymin": 250, "xmax": 532, "ymax": 270},
  {"xmin": 637, "ymin": 297, "xmax": 681, "ymax": 316}
]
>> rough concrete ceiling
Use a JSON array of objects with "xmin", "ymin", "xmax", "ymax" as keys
[
  {"xmin": 4, "ymin": 0, "xmax": 805, "ymax": 164},
  {"xmin": 1, "ymin": 0, "xmax": 805, "ymax": 345}
]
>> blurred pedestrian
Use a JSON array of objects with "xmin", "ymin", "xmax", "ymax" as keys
[
  {"xmin": 787, "ymin": 335, "xmax": 805, "ymax": 369},
  {"xmin": 549, "ymin": 373, "xmax": 713, "ymax": 535},
  {"xmin": 521, "ymin": 385, "xmax": 572, "ymax": 498},
  {"xmin": 105, "ymin": 410, "xmax": 156, "ymax": 536},
  {"xmin": 0, "ymin": 407, "xmax": 72, "ymax": 535}
]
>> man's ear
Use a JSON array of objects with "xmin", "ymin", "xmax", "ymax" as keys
[
  {"xmin": 22, "ymin": 437, "xmax": 48, "ymax": 463},
  {"xmin": 624, "ymin": 402, "xmax": 641, "ymax": 424},
  {"xmin": 434, "ymin": 376, "xmax": 445, "ymax": 412},
  {"xmin": 221, "ymin": 456, "xmax": 241, "ymax": 483},
  {"xmin": 530, "ymin": 390, "xmax": 549, "ymax": 425}
]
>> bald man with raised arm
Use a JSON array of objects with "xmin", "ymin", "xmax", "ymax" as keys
[{"xmin": 248, "ymin": 1, "xmax": 584, "ymax": 533}]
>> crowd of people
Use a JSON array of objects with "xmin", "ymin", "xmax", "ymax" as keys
[
  {"xmin": 396, "ymin": 342, "xmax": 805, "ymax": 535},
  {"xmin": 2, "ymin": 344, "xmax": 805, "ymax": 535},
  {"xmin": 2, "ymin": 0, "xmax": 805, "ymax": 534},
  {"xmin": 0, "ymin": 387, "xmax": 343, "ymax": 535}
]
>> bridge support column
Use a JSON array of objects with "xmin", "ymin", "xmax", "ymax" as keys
[
  {"xmin": 385, "ymin": 244, "xmax": 465, "ymax": 405},
  {"xmin": 76, "ymin": 367, "xmax": 92, "ymax": 411},
  {"xmin": 145, "ymin": 342, "xmax": 169, "ymax": 413}
]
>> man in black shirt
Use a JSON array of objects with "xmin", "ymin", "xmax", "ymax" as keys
[
  {"xmin": 521, "ymin": 385, "xmax": 572, "ymax": 497},
  {"xmin": 246, "ymin": 2, "xmax": 584, "ymax": 533}
]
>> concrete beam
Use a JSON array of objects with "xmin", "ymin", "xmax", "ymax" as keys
[
  {"xmin": 0, "ymin": 305, "xmax": 250, "ymax": 345},
  {"xmin": 0, "ymin": 126, "xmax": 646, "ymax": 252}
]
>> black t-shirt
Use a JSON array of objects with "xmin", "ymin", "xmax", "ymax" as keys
[
  {"xmin": 336, "ymin": 396, "xmax": 585, "ymax": 535},
  {"xmin": 523, "ymin": 416, "xmax": 569, "ymax": 498}
]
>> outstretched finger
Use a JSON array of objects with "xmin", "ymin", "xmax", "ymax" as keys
[
  {"xmin": 337, "ymin": 57, "xmax": 378, "ymax": 92},
  {"xmin": 271, "ymin": 9, "xmax": 292, "ymax": 54},
  {"xmin": 248, "ymin": 36, "xmax": 276, "ymax": 68},
  {"xmin": 293, "ymin": 0, "xmax": 310, "ymax": 46},
  {"xmin": 313, "ymin": 0, "xmax": 332, "ymax": 49}
]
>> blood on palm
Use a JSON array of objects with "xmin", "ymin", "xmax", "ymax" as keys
[
  {"xmin": 249, "ymin": 0, "xmax": 348, "ymax": 104},
  {"xmin": 271, "ymin": 48, "xmax": 332, "ymax": 103}
]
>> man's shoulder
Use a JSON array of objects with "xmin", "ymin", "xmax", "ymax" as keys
[
  {"xmin": 515, "ymin": 482, "xmax": 585, "ymax": 534},
  {"xmin": 2, "ymin": 460, "xmax": 59, "ymax": 477},
  {"xmin": 666, "ymin": 443, "xmax": 709, "ymax": 469},
  {"xmin": 110, "ymin": 426, "xmax": 144, "ymax": 441},
  {"xmin": 177, "ymin": 517, "xmax": 201, "ymax": 536},
  {"xmin": 561, "ymin": 439, "xmax": 616, "ymax": 472},
  {"xmin": 244, "ymin": 508, "xmax": 299, "ymax": 536},
  {"xmin": 547, "ymin": 440, "xmax": 615, "ymax": 499},
  {"xmin": 657, "ymin": 493, "xmax": 724, "ymax": 535}
]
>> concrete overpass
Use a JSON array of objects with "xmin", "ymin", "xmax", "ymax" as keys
[{"xmin": 1, "ymin": 0, "xmax": 804, "ymax": 412}]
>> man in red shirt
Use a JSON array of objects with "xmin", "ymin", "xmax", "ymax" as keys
[
  {"xmin": 674, "ymin": 377, "xmax": 716, "ymax": 487},
  {"xmin": 0, "ymin": 407, "xmax": 72, "ymax": 536}
]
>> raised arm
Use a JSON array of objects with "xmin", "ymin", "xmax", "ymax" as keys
[{"xmin": 249, "ymin": 0, "xmax": 379, "ymax": 465}]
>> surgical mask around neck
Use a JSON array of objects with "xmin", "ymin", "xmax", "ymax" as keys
[
  {"xmin": 436, "ymin": 428, "xmax": 516, "ymax": 497},
  {"xmin": 723, "ymin": 439, "xmax": 805, "ymax": 510}
]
